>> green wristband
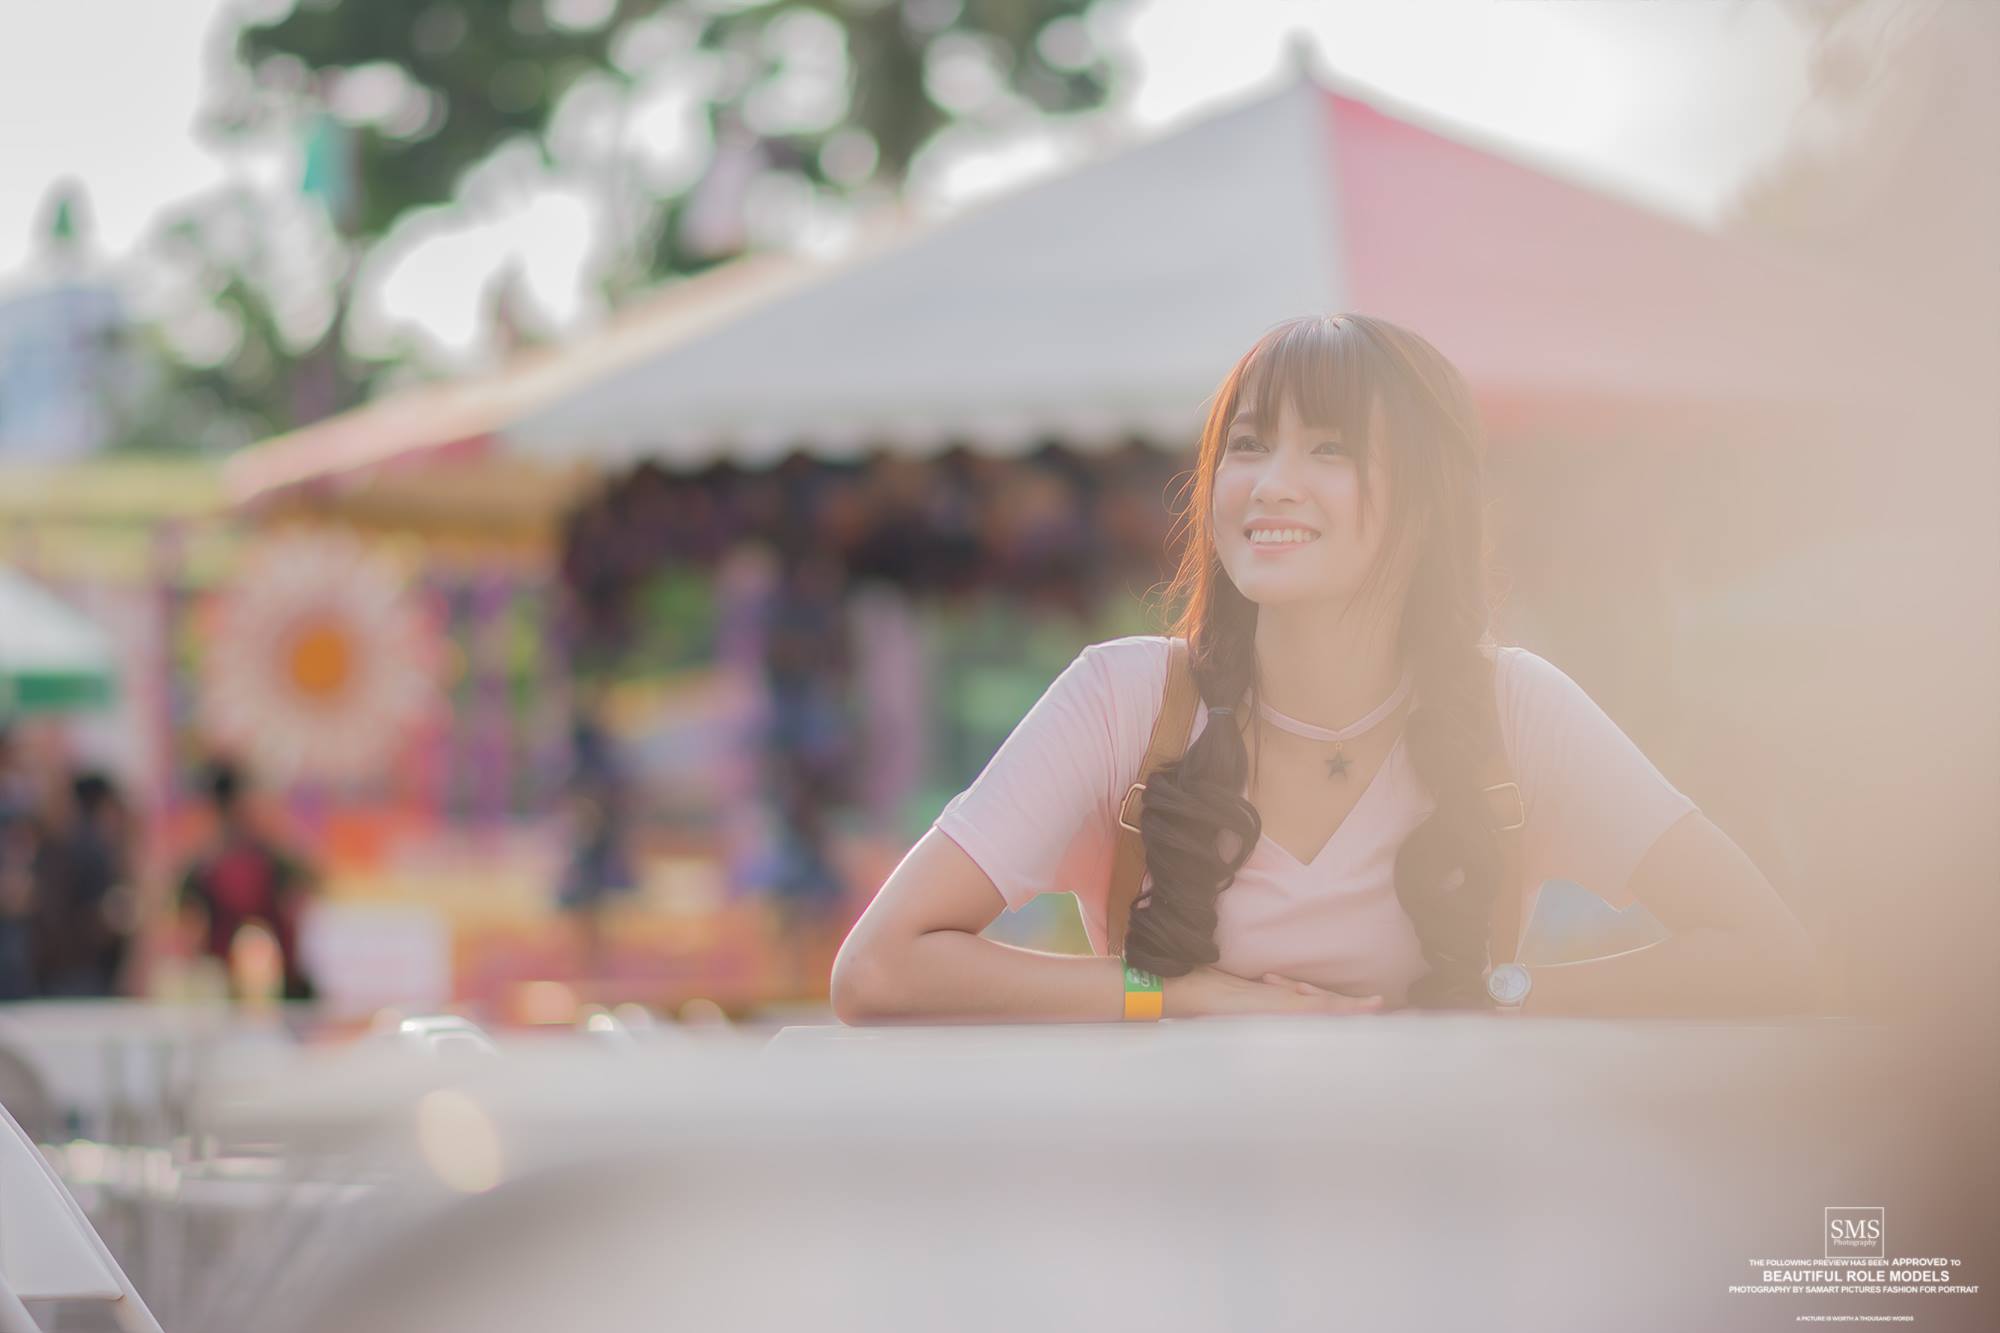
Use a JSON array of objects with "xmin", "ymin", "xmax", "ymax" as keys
[{"xmin": 1122, "ymin": 963, "xmax": 1162, "ymax": 1020}]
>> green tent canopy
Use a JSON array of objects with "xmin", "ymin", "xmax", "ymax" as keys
[{"xmin": 0, "ymin": 568, "xmax": 115, "ymax": 715}]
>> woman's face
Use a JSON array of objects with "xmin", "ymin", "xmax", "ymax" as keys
[{"xmin": 1210, "ymin": 390, "xmax": 1396, "ymax": 611}]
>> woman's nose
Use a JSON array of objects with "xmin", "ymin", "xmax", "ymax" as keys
[{"xmin": 1249, "ymin": 452, "xmax": 1306, "ymax": 503}]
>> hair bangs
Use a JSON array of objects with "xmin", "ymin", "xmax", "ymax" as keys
[{"xmin": 1237, "ymin": 317, "xmax": 1378, "ymax": 479}]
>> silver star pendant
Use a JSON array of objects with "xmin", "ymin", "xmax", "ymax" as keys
[{"xmin": 1325, "ymin": 747, "xmax": 1351, "ymax": 780}]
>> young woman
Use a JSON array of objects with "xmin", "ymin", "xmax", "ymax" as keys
[{"xmin": 832, "ymin": 314, "xmax": 1814, "ymax": 1022}]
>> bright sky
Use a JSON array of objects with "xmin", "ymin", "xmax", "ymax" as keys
[{"xmin": 0, "ymin": 0, "xmax": 1812, "ymax": 363}]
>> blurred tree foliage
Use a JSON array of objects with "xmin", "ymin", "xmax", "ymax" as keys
[
  {"xmin": 112, "ymin": 186, "xmax": 339, "ymax": 453},
  {"xmin": 230, "ymin": 0, "xmax": 1107, "ymax": 243},
  {"xmin": 122, "ymin": 0, "xmax": 1112, "ymax": 452}
]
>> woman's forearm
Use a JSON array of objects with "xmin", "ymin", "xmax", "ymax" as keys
[
  {"xmin": 832, "ymin": 928, "xmax": 1128, "ymax": 1024},
  {"xmin": 1521, "ymin": 926, "xmax": 1818, "ymax": 1019}
]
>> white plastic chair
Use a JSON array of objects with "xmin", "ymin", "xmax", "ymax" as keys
[{"xmin": 0, "ymin": 1099, "xmax": 165, "ymax": 1333}]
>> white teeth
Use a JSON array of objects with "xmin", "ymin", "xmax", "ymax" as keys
[{"xmin": 1246, "ymin": 528, "xmax": 1321, "ymax": 545}]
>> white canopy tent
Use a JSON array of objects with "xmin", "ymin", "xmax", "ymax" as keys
[
  {"xmin": 502, "ymin": 78, "xmax": 1344, "ymax": 468},
  {"xmin": 0, "ymin": 568, "xmax": 115, "ymax": 715},
  {"xmin": 493, "ymin": 75, "xmax": 1897, "ymax": 472}
]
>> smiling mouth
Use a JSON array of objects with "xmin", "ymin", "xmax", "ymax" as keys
[{"xmin": 1243, "ymin": 527, "xmax": 1323, "ymax": 547}]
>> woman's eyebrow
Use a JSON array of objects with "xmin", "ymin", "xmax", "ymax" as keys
[{"xmin": 1227, "ymin": 414, "xmax": 1347, "ymax": 440}]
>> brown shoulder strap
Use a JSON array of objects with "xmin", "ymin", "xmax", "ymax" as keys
[{"xmin": 1105, "ymin": 638, "xmax": 1199, "ymax": 956}]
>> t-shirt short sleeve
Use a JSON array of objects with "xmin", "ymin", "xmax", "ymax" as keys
[
  {"xmin": 932, "ymin": 637, "xmax": 1173, "ymax": 934},
  {"xmin": 1496, "ymin": 647, "xmax": 1698, "ymax": 911}
]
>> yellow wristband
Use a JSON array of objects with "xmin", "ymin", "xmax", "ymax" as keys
[{"xmin": 1122, "ymin": 963, "xmax": 1163, "ymax": 1021}]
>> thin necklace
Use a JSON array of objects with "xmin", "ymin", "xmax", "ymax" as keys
[{"xmin": 1256, "ymin": 672, "xmax": 1413, "ymax": 780}]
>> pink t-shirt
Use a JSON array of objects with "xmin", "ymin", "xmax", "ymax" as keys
[{"xmin": 933, "ymin": 634, "xmax": 1698, "ymax": 1006}]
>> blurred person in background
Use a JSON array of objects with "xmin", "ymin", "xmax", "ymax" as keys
[
  {"xmin": 555, "ymin": 688, "xmax": 637, "ymax": 977},
  {"xmin": 0, "ymin": 729, "xmax": 35, "ymax": 1001},
  {"xmin": 834, "ymin": 314, "xmax": 1815, "ymax": 1024},
  {"xmin": 31, "ymin": 771, "xmax": 135, "ymax": 997},
  {"xmin": 177, "ymin": 759, "xmax": 318, "ymax": 1002},
  {"xmin": 762, "ymin": 546, "xmax": 855, "ymax": 993}
]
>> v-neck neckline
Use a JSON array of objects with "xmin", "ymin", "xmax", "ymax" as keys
[{"xmin": 1248, "ymin": 733, "xmax": 1406, "ymax": 871}]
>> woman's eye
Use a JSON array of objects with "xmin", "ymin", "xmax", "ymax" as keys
[
  {"xmin": 1315, "ymin": 441, "xmax": 1349, "ymax": 456},
  {"xmin": 1226, "ymin": 436, "xmax": 1262, "ymax": 452}
]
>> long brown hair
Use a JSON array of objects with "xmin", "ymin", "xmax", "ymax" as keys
[{"xmin": 1123, "ymin": 314, "xmax": 1505, "ymax": 1008}]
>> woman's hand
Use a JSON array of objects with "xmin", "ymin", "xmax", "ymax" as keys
[{"xmin": 1162, "ymin": 966, "xmax": 1386, "ymax": 1018}]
